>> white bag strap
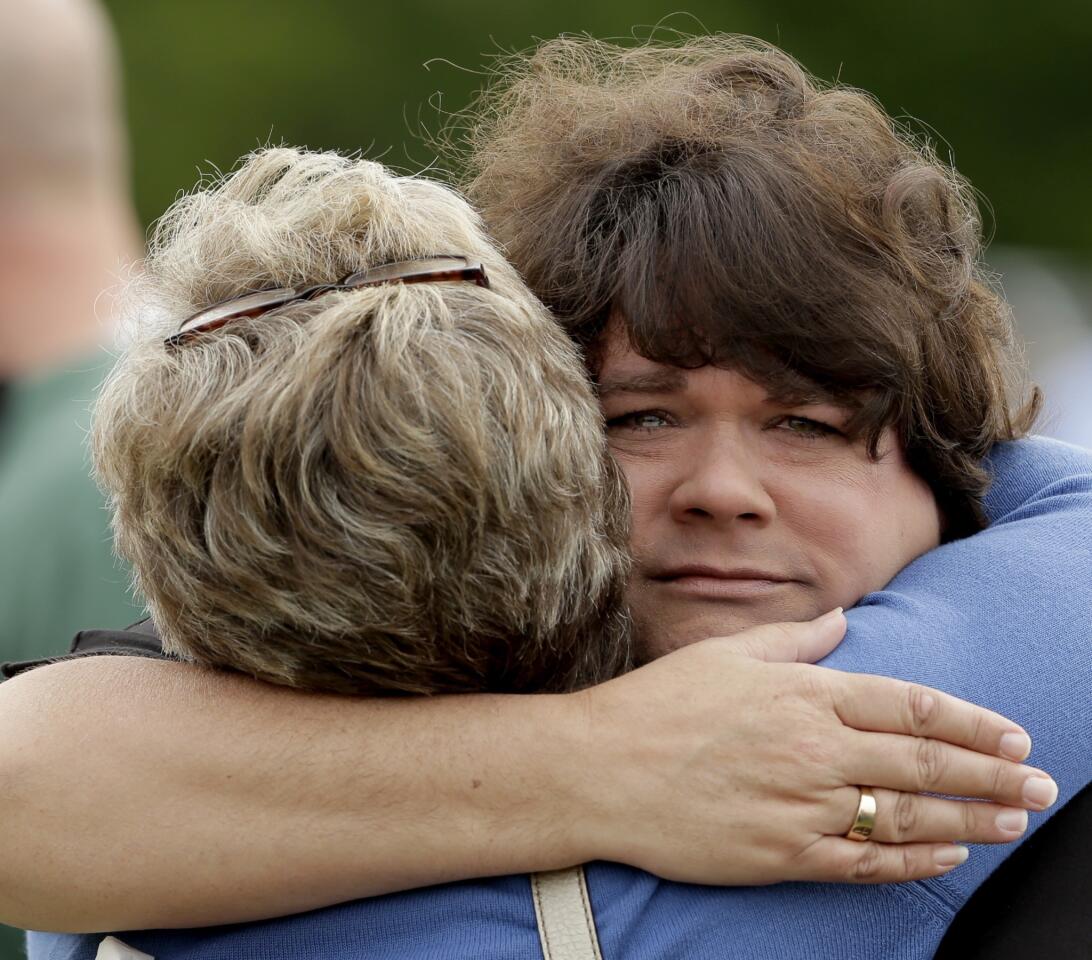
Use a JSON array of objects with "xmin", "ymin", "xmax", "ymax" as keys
[
  {"xmin": 95, "ymin": 936, "xmax": 154, "ymax": 960},
  {"xmin": 530, "ymin": 866, "xmax": 604, "ymax": 960},
  {"xmin": 96, "ymin": 875, "xmax": 601, "ymax": 960}
]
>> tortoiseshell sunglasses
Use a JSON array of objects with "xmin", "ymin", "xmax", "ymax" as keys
[{"xmin": 165, "ymin": 255, "xmax": 489, "ymax": 349}]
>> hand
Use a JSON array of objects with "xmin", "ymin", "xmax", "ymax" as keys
[{"xmin": 568, "ymin": 609, "xmax": 1056, "ymax": 884}]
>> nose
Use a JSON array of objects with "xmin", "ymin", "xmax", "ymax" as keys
[{"xmin": 667, "ymin": 431, "xmax": 777, "ymax": 527}]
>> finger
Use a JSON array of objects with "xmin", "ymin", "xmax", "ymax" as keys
[
  {"xmin": 831, "ymin": 672, "xmax": 1031, "ymax": 761},
  {"xmin": 716, "ymin": 608, "xmax": 846, "ymax": 664},
  {"xmin": 841, "ymin": 731, "xmax": 1059, "ymax": 810},
  {"xmin": 826, "ymin": 786, "xmax": 1029, "ymax": 844},
  {"xmin": 794, "ymin": 836, "xmax": 970, "ymax": 884}
]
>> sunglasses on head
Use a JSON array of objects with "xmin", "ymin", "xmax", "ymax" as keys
[{"xmin": 165, "ymin": 255, "xmax": 489, "ymax": 349}]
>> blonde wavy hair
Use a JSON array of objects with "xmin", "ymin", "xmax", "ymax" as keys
[{"xmin": 93, "ymin": 147, "xmax": 631, "ymax": 695}]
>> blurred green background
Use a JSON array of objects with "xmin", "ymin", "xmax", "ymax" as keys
[{"xmin": 102, "ymin": 0, "xmax": 1092, "ymax": 259}]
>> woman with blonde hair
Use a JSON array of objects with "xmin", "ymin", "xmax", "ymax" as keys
[{"xmin": 90, "ymin": 145, "xmax": 631, "ymax": 698}]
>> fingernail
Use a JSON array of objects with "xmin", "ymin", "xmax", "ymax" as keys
[
  {"xmin": 995, "ymin": 809, "xmax": 1028, "ymax": 835},
  {"xmin": 999, "ymin": 731, "xmax": 1031, "ymax": 761},
  {"xmin": 1022, "ymin": 776, "xmax": 1058, "ymax": 809},
  {"xmin": 818, "ymin": 607, "xmax": 844, "ymax": 622},
  {"xmin": 934, "ymin": 845, "xmax": 970, "ymax": 868}
]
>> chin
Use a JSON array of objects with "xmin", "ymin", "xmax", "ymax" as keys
[
  {"xmin": 633, "ymin": 594, "xmax": 830, "ymax": 662},
  {"xmin": 634, "ymin": 609, "xmax": 765, "ymax": 661}
]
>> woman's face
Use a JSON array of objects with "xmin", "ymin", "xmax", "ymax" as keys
[{"xmin": 596, "ymin": 325, "xmax": 942, "ymax": 659}]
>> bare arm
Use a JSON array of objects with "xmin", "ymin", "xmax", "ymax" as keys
[
  {"xmin": 0, "ymin": 655, "xmax": 586, "ymax": 932},
  {"xmin": 0, "ymin": 615, "xmax": 1045, "ymax": 934}
]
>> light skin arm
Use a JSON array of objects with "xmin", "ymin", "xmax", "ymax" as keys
[
  {"xmin": 0, "ymin": 655, "xmax": 588, "ymax": 932},
  {"xmin": 0, "ymin": 614, "xmax": 1048, "ymax": 934}
]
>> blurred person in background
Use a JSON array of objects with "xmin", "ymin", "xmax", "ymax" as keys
[
  {"xmin": 0, "ymin": 0, "xmax": 143, "ymax": 660},
  {"xmin": 0, "ymin": 1, "xmax": 143, "ymax": 950}
]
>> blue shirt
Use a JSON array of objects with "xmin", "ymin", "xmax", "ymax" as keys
[{"xmin": 31, "ymin": 437, "xmax": 1092, "ymax": 960}]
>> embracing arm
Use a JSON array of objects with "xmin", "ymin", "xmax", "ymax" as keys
[
  {"xmin": 0, "ymin": 612, "xmax": 1041, "ymax": 933},
  {"xmin": 0, "ymin": 655, "xmax": 589, "ymax": 931}
]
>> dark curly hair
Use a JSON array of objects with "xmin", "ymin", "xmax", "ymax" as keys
[{"xmin": 455, "ymin": 35, "xmax": 1040, "ymax": 537}]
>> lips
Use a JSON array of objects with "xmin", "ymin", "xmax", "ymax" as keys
[
  {"xmin": 645, "ymin": 563, "xmax": 800, "ymax": 601},
  {"xmin": 649, "ymin": 564, "xmax": 793, "ymax": 583}
]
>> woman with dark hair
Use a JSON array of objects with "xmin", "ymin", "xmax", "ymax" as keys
[
  {"xmin": 462, "ymin": 36, "xmax": 1036, "ymax": 543},
  {"xmin": 1, "ymin": 34, "xmax": 1089, "ymax": 960}
]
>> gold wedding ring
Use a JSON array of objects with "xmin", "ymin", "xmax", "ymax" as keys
[{"xmin": 845, "ymin": 786, "xmax": 877, "ymax": 841}]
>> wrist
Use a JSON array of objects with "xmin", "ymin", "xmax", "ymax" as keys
[
  {"xmin": 468, "ymin": 690, "xmax": 607, "ymax": 872},
  {"xmin": 546, "ymin": 685, "xmax": 624, "ymax": 866}
]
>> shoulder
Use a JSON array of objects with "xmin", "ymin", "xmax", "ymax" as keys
[
  {"xmin": 2, "ymin": 619, "xmax": 166, "ymax": 681},
  {"xmin": 983, "ymin": 437, "xmax": 1092, "ymax": 522}
]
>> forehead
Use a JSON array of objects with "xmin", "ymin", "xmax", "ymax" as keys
[
  {"xmin": 594, "ymin": 321, "xmax": 689, "ymax": 389},
  {"xmin": 595, "ymin": 324, "xmax": 841, "ymax": 408}
]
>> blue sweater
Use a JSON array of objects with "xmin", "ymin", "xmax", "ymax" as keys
[{"xmin": 32, "ymin": 437, "xmax": 1092, "ymax": 960}]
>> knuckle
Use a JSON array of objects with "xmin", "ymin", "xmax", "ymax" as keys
[
  {"xmin": 893, "ymin": 792, "xmax": 919, "ymax": 840},
  {"xmin": 967, "ymin": 708, "xmax": 987, "ymax": 750},
  {"xmin": 770, "ymin": 622, "xmax": 797, "ymax": 645},
  {"xmin": 990, "ymin": 759, "xmax": 1010, "ymax": 800},
  {"xmin": 849, "ymin": 842, "xmax": 884, "ymax": 881},
  {"xmin": 732, "ymin": 637, "xmax": 761, "ymax": 659},
  {"xmin": 960, "ymin": 801, "xmax": 978, "ymax": 838},
  {"xmin": 915, "ymin": 738, "xmax": 947, "ymax": 789},
  {"xmin": 740, "ymin": 625, "xmax": 784, "ymax": 661},
  {"xmin": 796, "ymin": 669, "xmax": 834, "ymax": 708},
  {"xmin": 906, "ymin": 685, "xmax": 936, "ymax": 735},
  {"xmin": 900, "ymin": 845, "xmax": 919, "ymax": 880}
]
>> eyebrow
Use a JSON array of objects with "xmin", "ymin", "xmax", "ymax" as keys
[
  {"xmin": 736, "ymin": 362, "xmax": 848, "ymax": 408},
  {"xmin": 595, "ymin": 369, "xmax": 688, "ymax": 400},
  {"xmin": 765, "ymin": 382, "xmax": 847, "ymax": 408},
  {"xmin": 595, "ymin": 365, "xmax": 860, "ymax": 413}
]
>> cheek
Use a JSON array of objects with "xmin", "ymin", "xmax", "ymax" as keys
[
  {"xmin": 610, "ymin": 452, "xmax": 671, "ymax": 553},
  {"xmin": 795, "ymin": 456, "xmax": 941, "ymax": 599},
  {"xmin": 883, "ymin": 465, "xmax": 943, "ymax": 565},
  {"xmin": 779, "ymin": 480, "xmax": 870, "ymax": 587}
]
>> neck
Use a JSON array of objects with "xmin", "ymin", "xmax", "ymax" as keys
[{"xmin": 0, "ymin": 192, "xmax": 142, "ymax": 379}]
